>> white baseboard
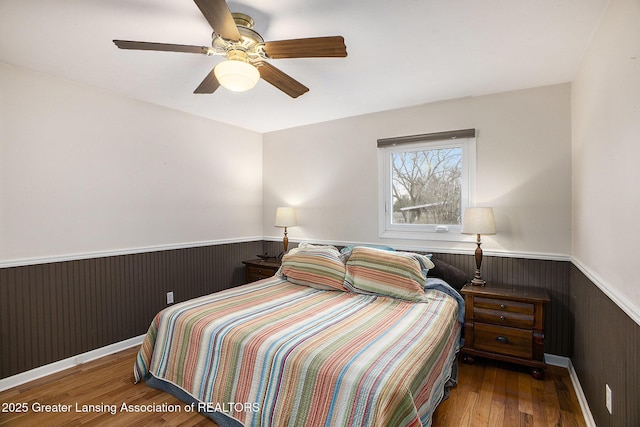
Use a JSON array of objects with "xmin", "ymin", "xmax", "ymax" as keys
[
  {"xmin": 0, "ymin": 335, "xmax": 145, "ymax": 392},
  {"xmin": 544, "ymin": 353, "xmax": 569, "ymax": 368},
  {"xmin": 545, "ymin": 353, "xmax": 596, "ymax": 427},
  {"xmin": 567, "ymin": 358, "xmax": 597, "ymax": 427}
]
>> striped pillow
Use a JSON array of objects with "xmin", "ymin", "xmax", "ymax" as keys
[
  {"xmin": 281, "ymin": 246, "xmax": 347, "ymax": 291},
  {"xmin": 344, "ymin": 247, "xmax": 432, "ymax": 301}
]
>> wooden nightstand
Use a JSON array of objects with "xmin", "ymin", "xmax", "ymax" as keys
[
  {"xmin": 242, "ymin": 258, "xmax": 281, "ymax": 283},
  {"xmin": 461, "ymin": 283, "xmax": 550, "ymax": 379}
]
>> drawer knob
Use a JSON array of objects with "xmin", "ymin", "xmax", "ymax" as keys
[
  {"xmin": 496, "ymin": 336, "xmax": 509, "ymax": 344},
  {"xmin": 499, "ymin": 315, "xmax": 505, "ymax": 321},
  {"xmin": 500, "ymin": 304, "xmax": 506, "ymax": 309}
]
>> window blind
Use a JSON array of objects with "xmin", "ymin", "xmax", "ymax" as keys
[{"xmin": 376, "ymin": 128, "xmax": 476, "ymax": 148}]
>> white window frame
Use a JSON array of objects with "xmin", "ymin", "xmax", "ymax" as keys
[{"xmin": 378, "ymin": 134, "xmax": 476, "ymax": 241}]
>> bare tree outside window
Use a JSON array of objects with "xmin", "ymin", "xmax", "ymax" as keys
[{"xmin": 391, "ymin": 147, "xmax": 462, "ymax": 225}]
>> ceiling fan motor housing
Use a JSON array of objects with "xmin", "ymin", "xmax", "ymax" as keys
[{"xmin": 212, "ymin": 13, "xmax": 266, "ymax": 62}]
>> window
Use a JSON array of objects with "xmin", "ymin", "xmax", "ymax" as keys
[{"xmin": 378, "ymin": 129, "xmax": 476, "ymax": 240}]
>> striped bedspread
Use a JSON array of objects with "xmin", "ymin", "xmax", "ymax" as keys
[{"xmin": 134, "ymin": 276, "xmax": 460, "ymax": 427}]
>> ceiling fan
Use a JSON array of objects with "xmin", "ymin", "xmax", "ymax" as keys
[{"xmin": 113, "ymin": 0, "xmax": 347, "ymax": 98}]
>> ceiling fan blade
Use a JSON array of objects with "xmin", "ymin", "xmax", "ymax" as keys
[
  {"xmin": 194, "ymin": 67, "xmax": 221, "ymax": 94},
  {"xmin": 256, "ymin": 62, "xmax": 309, "ymax": 98},
  {"xmin": 113, "ymin": 40, "xmax": 211, "ymax": 55},
  {"xmin": 263, "ymin": 36, "xmax": 347, "ymax": 59},
  {"xmin": 193, "ymin": 0, "xmax": 241, "ymax": 41}
]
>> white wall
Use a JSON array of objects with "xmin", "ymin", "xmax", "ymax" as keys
[
  {"xmin": 0, "ymin": 62, "xmax": 263, "ymax": 263},
  {"xmin": 263, "ymin": 84, "xmax": 572, "ymax": 258},
  {"xmin": 572, "ymin": 0, "xmax": 640, "ymax": 317},
  {"xmin": 0, "ymin": 61, "xmax": 577, "ymax": 269}
]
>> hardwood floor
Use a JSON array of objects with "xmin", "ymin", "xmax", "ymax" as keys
[
  {"xmin": 433, "ymin": 359, "xmax": 587, "ymax": 427},
  {"xmin": 0, "ymin": 347, "xmax": 586, "ymax": 426},
  {"xmin": 0, "ymin": 348, "xmax": 213, "ymax": 426}
]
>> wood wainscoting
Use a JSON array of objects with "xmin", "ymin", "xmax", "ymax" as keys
[
  {"xmin": 569, "ymin": 265, "xmax": 640, "ymax": 427},
  {"xmin": 0, "ymin": 241, "xmax": 264, "ymax": 380},
  {"xmin": 6, "ymin": 239, "xmax": 637, "ymax": 426}
]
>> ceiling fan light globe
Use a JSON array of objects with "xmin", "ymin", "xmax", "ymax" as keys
[{"xmin": 214, "ymin": 60, "xmax": 260, "ymax": 92}]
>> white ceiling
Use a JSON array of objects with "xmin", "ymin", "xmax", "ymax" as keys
[{"xmin": 0, "ymin": 0, "xmax": 608, "ymax": 133}]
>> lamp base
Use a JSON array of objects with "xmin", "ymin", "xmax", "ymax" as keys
[
  {"xmin": 471, "ymin": 236, "xmax": 486, "ymax": 286},
  {"xmin": 282, "ymin": 227, "xmax": 289, "ymax": 253},
  {"xmin": 470, "ymin": 277, "xmax": 486, "ymax": 286}
]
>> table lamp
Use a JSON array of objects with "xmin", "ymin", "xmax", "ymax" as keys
[
  {"xmin": 461, "ymin": 207, "xmax": 496, "ymax": 286},
  {"xmin": 274, "ymin": 207, "xmax": 297, "ymax": 253}
]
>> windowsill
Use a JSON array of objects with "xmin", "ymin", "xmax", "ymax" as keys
[{"xmin": 379, "ymin": 229, "xmax": 470, "ymax": 242}]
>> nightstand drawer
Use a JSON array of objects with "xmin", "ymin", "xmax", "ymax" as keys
[
  {"xmin": 243, "ymin": 259, "xmax": 282, "ymax": 283},
  {"xmin": 473, "ymin": 307, "xmax": 534, "ymax": 328},
  {"xmin": 475, "ymin": 297, "xmax": 534, "ymax": 315},
  {"xmin": 246, "ymin": 265, "xmax": 276, "ymax": 279},
  {"xmin": 474, "ymin": 323, "xmax": 532, "ymax": 359}
]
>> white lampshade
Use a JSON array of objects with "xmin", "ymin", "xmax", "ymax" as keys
[
  {"xmin": 461, "ymin": 207, "xmax": 496, "ymax": 235},
  {"xmin": 214, "ymin": 60, "xmax": 260, "ymax": 92},
  {"xmin": 275, "ymin": 207, "xmax": 297, "ymax": 228}
]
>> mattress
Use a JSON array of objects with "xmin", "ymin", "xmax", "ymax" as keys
[{"xmin": 134, "ymin": 276, "xmax": 461, "ymax": 427}]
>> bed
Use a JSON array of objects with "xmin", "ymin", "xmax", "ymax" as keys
[{"xmin": 134, "ymin": 245, "xmax": 464, "ymax": 427}]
